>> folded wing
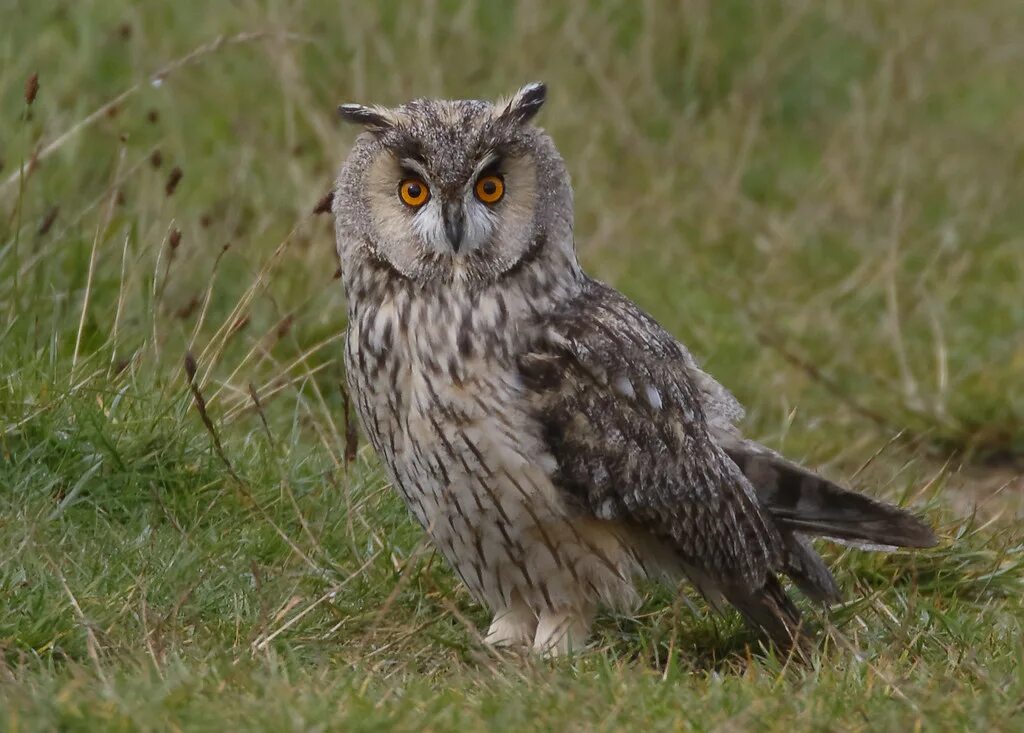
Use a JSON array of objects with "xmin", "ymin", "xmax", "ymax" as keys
[{"xmin": 519, "ymin": 280, "xmax": 804, "ymax": 646}]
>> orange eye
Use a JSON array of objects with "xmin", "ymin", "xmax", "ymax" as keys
[
  {"xmin": 399, "ymin": 178, "xmax": 430, "ymax": 208},
  {"xmin": 475, "ymin": 174, "xmax": 504, "ymax": 204}
]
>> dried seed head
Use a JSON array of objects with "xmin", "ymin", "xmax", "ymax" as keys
[
  {"xmin": 147, "ymin": 109, "xmax": 159, "ymax": 124},
  {"xmin": 184, "ymin": 352, "xmax": 198, "ymax": 382},
  {"xmin": 165, "ymin": 166, "xmax": 183, "ymax": 196},
  {"xmin": 150, "ymin": 150, "xmax": 163, "ymax": 168},
  {"xmin": 276, "ymin": 314, "xmax": 295, "ymax": 339},
  {"xmin": 27, "ymin": 145, "xmax": 41, "ymax": 175},
  {"xmin": 38, "ymin": 206, "xmax": 59, "ymax": 235},
  {"xmin": 176, "ymin": 296, "xmax": 200, "ymax": 320},
  {"xmin": 25, "ymin": 73, "xmax": 39, "ymax": 106},
  {"xmin": 229, "ymin": 315, "xmax": 250, "ymax": 335},
  {"xmin": 313, "ymin": 191, "xmax": 334, "ymax": 215},
  {"xmin": 169, "ymin": 228, "xmax": 182, "ymax": 250}
]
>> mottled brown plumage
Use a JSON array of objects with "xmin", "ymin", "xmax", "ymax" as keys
[{"xmin": 332, "ymin": 83, "xmax": 937, "ymax": 655}]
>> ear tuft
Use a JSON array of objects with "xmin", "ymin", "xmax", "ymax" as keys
[
  {"xmin": 337, "ymin": 103, "xmax": 394, "ymax": 133},
  {"xmin": 501, "ymin": 82, "xmax": 547, "ymax": 125}
]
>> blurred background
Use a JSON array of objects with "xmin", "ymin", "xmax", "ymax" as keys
[
  {"xmin": 2, "ymin": 2, "xmax": 1024, "ymax": 726},
  {"xmin": 4, "ymin": 1, "xmax": 1022, "ymax": 474}
]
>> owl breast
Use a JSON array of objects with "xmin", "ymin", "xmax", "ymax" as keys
[{"xmin": 343, "ymin": 274, "xmax": 651, "ymax": 613}]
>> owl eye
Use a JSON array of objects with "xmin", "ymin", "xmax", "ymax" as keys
[
  {"xmin": 399, "ymin": 178, "xmax": 430, "ymax": 208},
  {"xmin": 474, "ymin": 174, "xmax": 504, "ymax": 204}
]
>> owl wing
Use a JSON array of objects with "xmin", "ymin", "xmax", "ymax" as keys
[{"xmin": 518, "ymin": 279, "xmax": 809, "ymax": 645}]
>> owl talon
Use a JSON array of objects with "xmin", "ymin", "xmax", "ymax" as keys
[
  {"xmin": 485, "ymin": 605, "xmax": 537, "ymax": 648},
  {"xmin": 533, "ymin": 608, "xmax": 594, "ymax": 657}
]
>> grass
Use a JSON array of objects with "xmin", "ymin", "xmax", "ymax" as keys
[{"xmin": 2, "ymin": 0, "xmax": 1023, "ymax": 729}]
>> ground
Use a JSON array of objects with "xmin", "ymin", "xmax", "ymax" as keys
[{"xmin": 2, "ymin": 1, "xmax": 1023, "ymax": 730}]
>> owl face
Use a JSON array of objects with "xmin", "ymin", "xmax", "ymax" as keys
[{"xmin": 334, "ymin": 83, "xmax": 575, "ymax": 285}]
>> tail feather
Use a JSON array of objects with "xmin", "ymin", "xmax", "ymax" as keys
[
  {"xmin": 723, "ymin": 574, "xmax": 809, "ymax": 654},
  {"xmin": 780, "ymin": 532, "xmax": 841, "ymax": 604},
  {"xmin": 724, "ymin": 439, "xmax": 938, "ymax": 549},
  {"xmin": 708, "ymin": 434, "xmax": 938, "ymax": 651}
]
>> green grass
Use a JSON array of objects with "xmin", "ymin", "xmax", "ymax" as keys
[{"xmin": 3, "ymin": 0, "xmax": 1024, "ymax": 729}]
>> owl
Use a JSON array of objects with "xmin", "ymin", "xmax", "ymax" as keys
[{"xmin": 331, "ymin": 83, "xmax": 937, "ymax": 656}]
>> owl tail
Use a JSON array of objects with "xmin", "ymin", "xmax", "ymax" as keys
[
  {"xmin": 725, "ymin": 439, "xmax": 937, "ymax": 547},
  {"xmin": 722, "ymin": 574, "xmax": 812, "ymax": 654},
  {"xmin": 722, "ymin": 436, "xmax": 937, "ymax": 604}
]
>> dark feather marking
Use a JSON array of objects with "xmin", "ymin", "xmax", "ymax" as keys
[
  {"xmin": 500, "ymin": 233, "xmax": 547, "ymax": 280},
  {"xmin": 494, "ymin": 564, "xmax": 507, "ymax": 604},
  {"xmin": 516, "ymin": 557, "xmax": 535, "ymax": 589},
  {"xmin": 427, "ymin": 412, "xmax": 457, "ymax": 462},
  {"xmin": 538, "ymin": 579, "xmax": 554, "ymax": 610},
  {"xmin": 457, "ymin": 327, "xmax": 473, "ymax": 359},
  {"xmin": 461, "ymin": 434, "xmax": 495, "ymax": 478},
  {"xmin": 471, "ymin": 553, "xmax": 486, "ymax": 590},
  {"xmin": 432, "ymin": 452, "xmax": 450, "ymax": 486}
]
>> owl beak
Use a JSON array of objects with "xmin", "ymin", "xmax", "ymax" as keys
[{"xmin": 442, "ymin": 201, "xmax": 465, "ymax": 253}]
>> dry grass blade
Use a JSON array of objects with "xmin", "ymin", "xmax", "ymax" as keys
[
  {"xmin": 184, "ymin": 352, "xmax": 326, "ymax": 577},
  {"xmin": 252, "ymin": 552, "xmax": 378, "ymax": 652}
]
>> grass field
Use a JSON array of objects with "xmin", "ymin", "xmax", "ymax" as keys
[{"xmin": 2, "ymin": 1, "xmax": 1024, "ymax": 729}]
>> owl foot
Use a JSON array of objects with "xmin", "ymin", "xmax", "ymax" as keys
[
  {"xmin": 485, "ymin": 605, "xmax": 538, "ymax": 649},
  {"xmin": 533, "ymin": 607, "xmax": 594, "ymax": 657}
]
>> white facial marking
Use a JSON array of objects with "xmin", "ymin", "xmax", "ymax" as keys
[
  {"xmin": 410, "ymin": 197, "xmax": 450, "ymax": 254},
  {"xmin": 410, "ymin": 183, "xmax": 498, "ymax": 256},
  {"xmin": 461, "ymin": 195, "xmax": 497, "ymax": 253}
]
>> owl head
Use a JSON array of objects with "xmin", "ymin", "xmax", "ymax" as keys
[{"xmin": 333, "ymin": 83, "xmax": 576, "ymax": 285}]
